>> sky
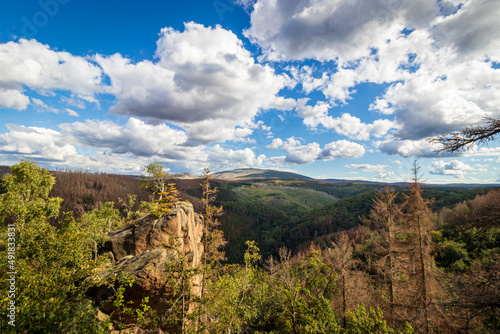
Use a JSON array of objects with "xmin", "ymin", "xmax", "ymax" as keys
[{"xmin": 0, "ymin": 0, "xmax": 499, "ymax": 183}]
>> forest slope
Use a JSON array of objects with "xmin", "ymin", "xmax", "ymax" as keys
[{"xmin": 1, "ymin": 166, "xmax": 493, "ymax": 262}]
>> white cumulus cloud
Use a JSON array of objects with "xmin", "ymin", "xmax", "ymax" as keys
[
  {"xmin": 430, "ymin": 160, "xmax": 475, "ymax": 177},
  {"xmin": 0, "ymin": 124, "xmax": 78, "ymax": 161},
  {"xmin": 267, "ymin": 137, "xmax": 365, "ymax": 165},
  {"xmin": 246, "ymin": 0, "xmax": 500, "ymax": 159},
  {"xmin": 0, "ymin": 39, "xmax": 102, "ymax": 110},
  {"xmin": 96, "ymin": 22, "xmax": 291, "ymax": 144},
  {"xmin": 0, "ymin": 119, "xmax": 268, "ymax": 173},
  {"xmin": 245, "ymin": 0, "xmax": 437, "ymax": 61},
  {"xmin": 346, "ymin": 163, "xmax": 393, "ymax": 178}
]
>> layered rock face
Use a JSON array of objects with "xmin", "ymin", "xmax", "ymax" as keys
[
  {"xmin": 108, "ymin": 201, "xmax": 203, "ymax": 265},
  {"xmin": 92, "ymin": 201, "xmax": 204, "ymax": 314}
]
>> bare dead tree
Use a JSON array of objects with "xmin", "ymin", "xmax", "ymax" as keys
[
  {"xmin": 430, "ymin": 116, "xmax": 500, "ymax": 154},
  {"xmin": 331, "ymin": 233, "xmax": 354, "ymax": 328},
  {"xmin": 363, "ymin": 186, "xmax": 401, "ymax": 320}
]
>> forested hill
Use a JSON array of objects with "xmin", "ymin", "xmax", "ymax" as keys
[
  {"xmin": 212, "ymin": 181, "xmax": 493, "ymax": 262},
  {"xmin": 0, "ymin": 165, "xmax": 495, "ymax": 261},
  {"xmin": 284, "ymin": 187, "xmax": 493, "ymax": 252},
  {"xmin": 212, "ymin": 167, "xmax": 314, "ymax": 180},
  {"xmin": 181, "ymin": 176, "xmax": 494, "ymax": 262}
]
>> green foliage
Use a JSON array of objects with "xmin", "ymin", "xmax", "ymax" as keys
[
  {"xmin": 424, "ymin": 188, "xmax": 490, "ymax": 212},
  {"xmin": 0, "ymin": 161, "xmax": 110, "ymax": 333},
  {"xmin": 233, "ymin": 183, "xmax": 336, "ymax": 210},
  {"xmin": 160, "ymin": 233, "xmax": 201, "ymax": 332},
  {"xmin": 0, "ymin": 159, "xmax": 62, "ymax": 228},
  {"xmin": 261, "ymin": 251, "xmax": 340, "ymax": 334},
  {"xmin": 244, "ymin": 240, "xmax": 261, "ymax": 267},
  {"xmin": 436, "ymin": 190, "xmax": 500, "ymax": 272},
  {"xmin": 139, "ymin": 161, "xmax": 169, "ymax": 196},
  {"xmin": 435, "ymin": 240, "xmax": 471, "ymax": 271},
  {"xmin": 138, "ymin": 200, "xmax": 157, "ymax": 214},
  {"xmin": 198, "ymin": 244, "xmax": 411, "ymax": 334},
  {"xmin": 198, "ymin": 245, "xmax": 268, "ymax": 333},
  {"xmin": 118, "ymin": 194, "xmax": 138, "ymax": 220},
  {"xmin": 346, "ymin": 305, "xmax": 413, "ymax": 334},
  {"xmin": 220, "ymin": 199, "xmax": 295, "ymax": 262},
  {"xmin": 80, "ymin": 201, "xmax": 122, "ymax": 241},
  {"xmin": 151, "ymin": 182, "xmax": 180, "ymax": 218},
  {"xmin": 0, "ymin": 207, "xmax": 107, "ymax": 333},
  {"xmin": 106, "ymin": 274, "xmax": 158, "ymax": 329}
]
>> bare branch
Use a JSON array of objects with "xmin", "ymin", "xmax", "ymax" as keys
[{"xmin": 429, "ymin": 116, "xmax": 500, "ymax": 154}]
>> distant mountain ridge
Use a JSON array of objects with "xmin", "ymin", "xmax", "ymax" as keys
[
  {"xmin": 172, "ymin": 168, "xmax": 313, "ymax": 180},
  {"xmin": 171, "ymin": 172, "xmax": 199, "ymax": 179},
  {"xmin": 172, "ymin": 167, "xmax": 500, "ymax": 187},
  {"xmin": 212, "ymin": 168, "xmax": 313, "ymax": 180}
]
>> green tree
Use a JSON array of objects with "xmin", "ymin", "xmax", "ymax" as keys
[
  {"xmin": 435, "ymin": 240, "xmax": 471, "ymax": 271},
  {"xmin": 195, "ymin": 241, "xmax": 267, "ymax": 333},
  {"xmin": 346, "ymin": 304, "xmax": 414, "ymax": 334},
  {"xmin": 139, "ymin": 161, "xmax": 180, "ymax": 217},
  {"xmin": 263, "ymin": 248, "xmax": 340, "ymax": 334},
  {"xmin": 161, "ymin": 242, "xmax": 200, "ymax": 333},
  {"xmin": 0, "ymin": 161, "xmax": 107, "ymax": 333},
  {"xmin": 139, "ymin": 161, "xmax": 170, "ymax": 201},
  {"xmin": 79, "ymin": 201, "xmax": 122, "ymax": 262},
  {"xmin": 0, "ymin": 159, "xmax": 61, "ymax": 230},
  {"xmin": 118, "ymin": 194, "xmax": 138, "ymax": 220}
]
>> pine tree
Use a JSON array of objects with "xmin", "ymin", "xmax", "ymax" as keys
[
  {"xmin": 331, "ymin": 233, "xmax": 355, "ymax": 327},
  {"xmin": 199, "ymin": 168, "xmax": 226, "ymax": 267},
  {"xmin": 363, "ymin": 186, "xmax": 402, "ymax": 322},
  {"xmin": 400, "ymin": 160, "xmax": 436, "ymax": 333},
  {"xmin": 154, "ymin": 182, "xmax": 180, "ymax": 216},
  {"xmin": 363, "ymin": 162, "xmax": 444, "ymax": 332}
]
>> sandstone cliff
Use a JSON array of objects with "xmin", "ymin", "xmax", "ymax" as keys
[{"xmin": 91, "ymin": 201, "xmax": 204, "ymax": 316}]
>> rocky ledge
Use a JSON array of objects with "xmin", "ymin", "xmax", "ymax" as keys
[{"xmin": 90, "ymin": 201, "xmax": 204, "ymax": 316}]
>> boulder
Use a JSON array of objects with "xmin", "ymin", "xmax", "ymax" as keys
[
  {"xmin": 108, "ymin": 201, "xmax": 204, "ymax": 267},
  {"xmin": 91, "ymin": 201, "xmax": 204, "ymax": 316}
]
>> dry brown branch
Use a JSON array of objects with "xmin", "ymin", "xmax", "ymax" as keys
[{"xmin": 430, "ymin": 116, "xmax": 500, "ymax": 154}]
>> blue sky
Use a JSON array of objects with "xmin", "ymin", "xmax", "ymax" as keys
[{"xmin": 1, "ymin": 0, "xmax": 499, "ymax": 183}]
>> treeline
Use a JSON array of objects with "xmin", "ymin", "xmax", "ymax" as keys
[
  {"xmin": 288, "ymin": 187, "xmax": 491, "ymax": 252},
  {"xmin": 49, "ymin": 170, "xmax": 152, "ymax": 218},
  {"xmin": 271, "ymin": 179, "xmax": 381, "ymax": 199},
  {"xmin": 49, "ymin": 170, "xmax": 203, "ymax": 219}
]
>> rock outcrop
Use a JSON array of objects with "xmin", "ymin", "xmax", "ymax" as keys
[
  {"xmin": 91, "ymin": 201, "xmax": 204, "ymax": 315},
  {"xmin": 108, "ymin": 201, "xmax": 203, "ymax": 265}
]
